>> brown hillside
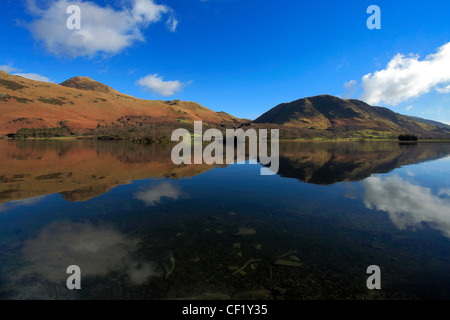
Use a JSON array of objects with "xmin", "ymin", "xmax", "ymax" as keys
[{"xmin": 0, "ymin": 71, "xmax": 243, "ymax": 135}]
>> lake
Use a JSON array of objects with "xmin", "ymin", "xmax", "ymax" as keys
[{"xmin": 1, "ymin": 139, "xmax": 450, "ymax": 300}]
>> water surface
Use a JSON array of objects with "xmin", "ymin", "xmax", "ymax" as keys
[{"xmin": 1, "ymin": 140, "xmax": 450, "ymax": 300}]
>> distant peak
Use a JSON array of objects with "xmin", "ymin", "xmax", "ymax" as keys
[{"xmin": 60, "ymin": 76, "xmax": 119, "ymax": 94}]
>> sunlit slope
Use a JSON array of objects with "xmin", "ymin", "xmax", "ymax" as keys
[{"xmin": 0, "ymin": 71, "xmax": 243, "ymax": 135}]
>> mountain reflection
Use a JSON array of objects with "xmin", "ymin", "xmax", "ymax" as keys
[
  {"xmin": 0, "ymin": 140, "xmax": 219, "ymax": 205},
  {"xmin": 1, "ymin": 140, "xmax": 450, "ymax": 206},
  {"xmin": 274, "ymin": 142, "xmax": 450, "ymax": 185}
]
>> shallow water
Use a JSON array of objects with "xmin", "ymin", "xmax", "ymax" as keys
[{"xmin": 1, "ymin": 140, "xmax": 450, "ymax": 300}]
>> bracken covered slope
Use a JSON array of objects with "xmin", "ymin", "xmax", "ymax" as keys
[{"xmin": 0, "ymin": 71, "xmax": 243, "ymax": 135}]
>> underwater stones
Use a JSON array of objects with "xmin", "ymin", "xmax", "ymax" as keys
[
  {"xmin": 162, "ymin": 255, "xmax": 176, "ymax": 280},
  {"xmin": 232, "ymin": 259, "xmax": 262, "ymax": 275},
  {"xmin": 274, "ymin": 259, "xmax": 303, "ymax": 268},
  {"xmin": 236, "ymin": 227, "xmax": 256, "ymax": 236},
  {"xmin": 274, "ymin": 254, "xmax": 303, "ymax": 268}
]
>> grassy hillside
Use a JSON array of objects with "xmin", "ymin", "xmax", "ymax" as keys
[{"xmin": 253, "ymin": 95, "xmax": 450, "ymax": 139}]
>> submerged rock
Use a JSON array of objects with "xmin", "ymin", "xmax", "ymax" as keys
[
  {"xmin": 274, "ymin": 259, "xmax": 303, "ymax": 268},
  {"xmin": 236, "ymin": 227, "xmax": 256, "ymax": 236}
]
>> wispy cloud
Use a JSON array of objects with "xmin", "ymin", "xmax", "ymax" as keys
[
  {"xmin": 360, "ymin": 42, "xmax": 450, "ymax": 106},
  {"xmin": 136, "ymin": 74, "xmax": 191, "ymax": 96},
  {"xmin": 26, "ymin": 0, "xmax": 178, "ymax": 58},
  {"xmin": 1, "ymin": 64, "xmax": 52, "ymax": 83},
  {"xmin": 14, "ymin": 72, "xmax": 53, "ymax": 83},
  {"xmin": 343, "ymin": 79, "xmax": 358, "ymax": 99},
  {"xmin": 436, "ymin": 84, "xmax": 450, "ymax": 94},
  {"xmin": 0, "ymin": 64, "xmax": 21, "ymax": 73}
]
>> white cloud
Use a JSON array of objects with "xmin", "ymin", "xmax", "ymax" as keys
[
  {"xmin": 26, "ymin": 0, "xmax": 178, "ymax": 58},
  {"xmin": 360, "ymin": 42, "xmax": 450, "ymax": 106},
  {"xmin": 436, "ymin": 84, "xmax": 450, "ymax": 94},
  {"xmin": 14, "ymin": 73, "xmax": 53, "ymax": 83},
  {"xmin": 0, "ymin": 64, "xmax": 52, "ymax": 82},
  {"xmin": 0, "ymin": 65, "xmax": 21, "ymax": 73},
  {"xmin": 166, "ymin": 15, "xmax": 178, "ymax": 32},
  {"xmin": 361, "ymin": 175, "xmax": 450, "ymax": 237},
  {"xmin": 406, "ymin": 105, "xmax": 413, "ymax": 111},
  {"xmin": 136, "ymin": 74, "xmax": 190, "ymax": 96},
  {"xmin": 343, "ymin": 80, "xmax": 358, "ymax": 99},
  {"xmin": 344, "ymin": 80, "xmax": 356, "ymax": 88},
  {"xmin": 132, "ymin": 0, "xmax": 169, "ymax": 23},
  {"xmin": 134, "ymin": 181, "xmax": 181, "ymax": 205}
]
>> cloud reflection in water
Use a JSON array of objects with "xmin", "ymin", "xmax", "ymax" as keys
[
  {"xmin": 9, "ymin": 221, "xmax": 159, "ymax": 299},
  {"xmin": 134, "ymin": 181, "xmax": 181, "ymax": 206},
  {"xmin": 361, "ymin": 175, "xmax": 450, "ymax": 237}
]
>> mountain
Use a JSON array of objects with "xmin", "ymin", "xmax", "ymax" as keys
[
  {"xmin": 253, "ymin": 95, "xmax": 450, "ymax": 139},
  {"xmin": 2, "ymin": 72, "xmax": 449, "ymax": 139},
  {"xmin": 405, "ymin": 115, "xmax": 450, "ymax": 130},
  {"xmin": 0, "ymin": 71, "xmax": 243, "ymax": 136}
]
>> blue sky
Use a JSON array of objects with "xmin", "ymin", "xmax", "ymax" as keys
[{"xmin": 1, "ymin": 0, "xmax": 449, "ymax": 122}]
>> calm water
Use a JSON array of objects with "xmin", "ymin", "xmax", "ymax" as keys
[{"xmin": 1, "ymin": 139, "xmax": 450, "ymax": 300}]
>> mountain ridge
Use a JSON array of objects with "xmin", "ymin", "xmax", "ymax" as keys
[
  {"xmin": 1, "ymin": 71, "xmax": 449, "ymax": 139},
  {"xmin": 253, "ymin": 95, "xmax": 450, "ymax": 139},
  {"xmin": 0, "ymin": 71, "xmax": 243, "ymax": 136}
]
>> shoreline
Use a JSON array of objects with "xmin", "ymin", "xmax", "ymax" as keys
[{"xmin": 2, "ymin": 136, "xmax": 450, "ymax": 143}]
